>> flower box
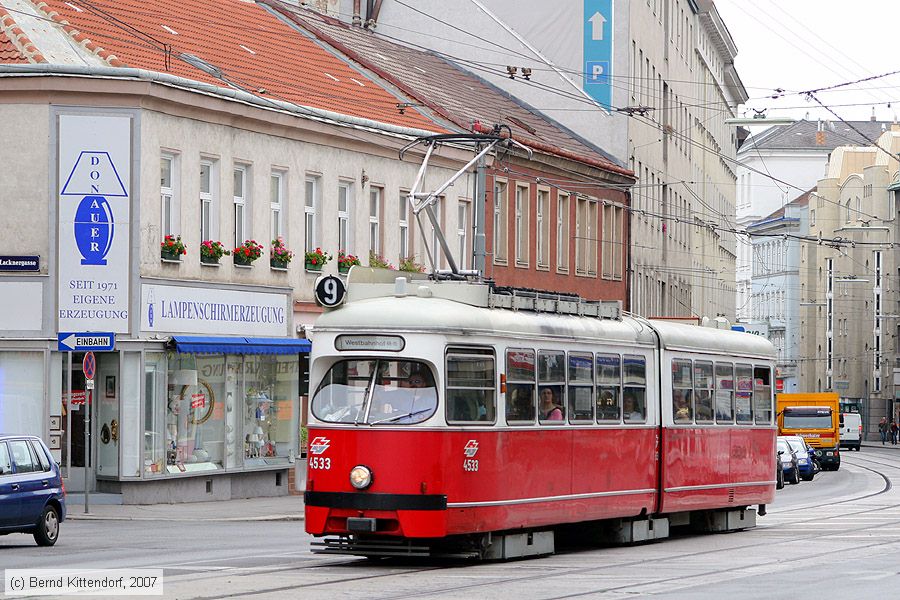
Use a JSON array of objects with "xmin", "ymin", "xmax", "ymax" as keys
[
  {"xmin": 200, "ymin": 240, "xmax": 229, "ymax": 265},
  {"xmin": 305, "ymin": 261, "xmax": 323, "ymax": 272},
  {"xmin": 271, "ymin": 258, "xmax": 290, "ymax": 270},
  {"xmin": 160, "ymin": 235, "xmax": 186, "ymax": 261},
  {"xmin": 232, "ymin": 240, "xmax": 263, "ymax": 266}
]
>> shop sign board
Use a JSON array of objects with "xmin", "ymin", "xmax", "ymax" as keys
[
  {"xmin": 57, "ymin": 114, "xmax": 131, "ymax": 334},
  {"xmin": 0, "ymin": 282, "xmax": 42, "ymax": 331},
  {"xmin": 141, "ymin": 283, "xmax": 289, "ymax": 337}
]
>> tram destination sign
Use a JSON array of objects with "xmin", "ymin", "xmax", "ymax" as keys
[{"xmin": 58, "ymin": 331, "xmax": 115, "ymax": 352}]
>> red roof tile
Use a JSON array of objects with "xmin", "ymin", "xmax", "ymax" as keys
[
  {"xmin": 269, "ymin": 3, "xmax": 628, "ymax": 176},
  {"xmin": 0, "ymin": 29, "xmax": 27, "ymax": 63},
  {"xmin": 31, "ymin": 0, "xmax": 443, "ymax": 132},
  {"xmin": 0, "ymin": 6, "xmax": 39, "ymax": 63}
]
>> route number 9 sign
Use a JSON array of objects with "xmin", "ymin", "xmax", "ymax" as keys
[{"xmin": 315, "ymin": 275, "xmax": 346, "ymax": 308}]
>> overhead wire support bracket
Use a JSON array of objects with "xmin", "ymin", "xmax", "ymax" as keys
[{"xmin": 399, "ymin": 132, "xmax": 533, "ymax": 277}]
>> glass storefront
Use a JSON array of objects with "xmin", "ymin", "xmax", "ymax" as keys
[{"xmin": 142, "ymin": 351, "xmax": 299, "ymax": 476}]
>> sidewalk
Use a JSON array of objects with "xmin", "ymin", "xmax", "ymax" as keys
[{"xmin": 66, "ymin": 495, "xmax": 305, "ymax": 522}]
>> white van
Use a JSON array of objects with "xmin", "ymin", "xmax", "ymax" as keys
[{"xmin": 840, "ymin": 413, "xmax": 862, "ymax": 451}]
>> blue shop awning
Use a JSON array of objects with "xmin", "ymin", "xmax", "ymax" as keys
[{"xmin": 172, "ymin": 336, "xmax": 311, "ymax": 355}]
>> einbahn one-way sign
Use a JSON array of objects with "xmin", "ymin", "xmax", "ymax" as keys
[{"xmin": 57, "ymin": 332, "xmax": 115, "ymax": 352}]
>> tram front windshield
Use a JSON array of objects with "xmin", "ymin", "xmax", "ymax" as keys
[{"xmin": 312, "ymin": 359, "xmax": 437, "ymax": 425}]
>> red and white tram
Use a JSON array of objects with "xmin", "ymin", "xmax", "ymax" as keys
[{"xmin": 304, "ymin": 270, "xmax": 776, "ymax": 559}]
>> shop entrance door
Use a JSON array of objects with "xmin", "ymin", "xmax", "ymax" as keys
[{"xmin": 60, "ymin": 352, "xmax": 89, "ymax": 492}]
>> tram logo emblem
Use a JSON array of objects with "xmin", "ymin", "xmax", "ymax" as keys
[
  {"xmin": 463, "ymin": 440, "xmax": 479, "ymax": 458},
  {"xmin": 309, "ymin": 436, "xmax": 331, "ymax": 455}
]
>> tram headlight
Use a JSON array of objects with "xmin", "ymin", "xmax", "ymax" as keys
[{"xmin": 350, "ymin": 465, "xmax": 373, "ymax": 490}]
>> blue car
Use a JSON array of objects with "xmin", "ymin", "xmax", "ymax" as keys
[
  {"xmin": 0, "ymin": 435, "xmax": 66, "ymax": 546},
  {"xmin": 782, "ymin": 435, "xmax": 817, "ymax": 482}
]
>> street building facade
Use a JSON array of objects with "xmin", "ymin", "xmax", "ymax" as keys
[{"xmin": 308, "ymin": 0, "xmax": 748, "ymax": 321}]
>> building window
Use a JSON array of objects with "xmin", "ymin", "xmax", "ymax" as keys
[
  {"xmin": 458, "ymin": 200, "xmax": 470, "ymax": 270},
  {"xmin": 576, "ymin": 196, "xmax": 597, "ymax": 276},
  {"xmin": 493, "ymin": 180, "xmax": 508, "ymax": 264},
  {"xmin": 200, "ymin": 159, "xmax": 217, "ymax": 243},
  {"xmin": 338, "ymin": 181, "xmax": 353, "ymax": 254},
  {"xmin": 270, "ymin": 171, "xmax": 284, "ymax": 242},
  {"xmin": 537, "ymin": 189, "xmax": 550, "ymax": 268},
  {"xmin": 515, "ymin": 184, "xmax": 529, "ymax": 266},
  {"xmin": 399, "ymin": 191, "xmax": 410, "ymax": 262},
  {"xmin": 557, "ymin": 193, "xmax": 569, "ymax": 272},
  {"xmin": 602, "ymin": 202, "xmax": 623, "ymax": 280},
  {"xmin": 233, "ymin": 165, "xmax": 248, "ymax": 247},
  {"xmin": 304, "ymin": 175, "xmax": 320, "ymax": 253},
  {"xmin": 369, "ymin": 186, "xmax": 382, "ymax": 256},
  {"xmin": 160, "ymin": 154, "xmax": 178, "ymax": 237}
]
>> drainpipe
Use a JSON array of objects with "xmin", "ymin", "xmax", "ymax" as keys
[
  {"xmin": 352, "ymin": 0, "xmax": 362, "ymax": 26},
  {"xmin": 473, "ymin": 151, "xmax": 488, "ymax": 275}
]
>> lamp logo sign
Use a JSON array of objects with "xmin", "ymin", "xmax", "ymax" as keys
[{"xmin": 57, "ymin": 114, "xmax": 132, "ymax": 334}]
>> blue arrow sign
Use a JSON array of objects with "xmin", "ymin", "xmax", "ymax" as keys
[
  {"xmin": 57, "ymin": 332, "xmax": 115, "ymax": 352},
  {"xmin": 583, "ymin": 0, "xmax": 613, "ymax": 109}
]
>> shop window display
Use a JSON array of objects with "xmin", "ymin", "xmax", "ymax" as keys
[
  {"xmin": 242, "ymin": 355, "xmax": 296, "ymax": 466},
  {"xmin": 165, "ymin": 354, "xmax": 226, "ymax": 473}
]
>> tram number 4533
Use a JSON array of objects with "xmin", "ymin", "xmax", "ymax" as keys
[
  {"xmin": 463, "ymin": 459, "xmax": 479, "ymax": 472},
  {"xmin": 309, "ymin": 457, "xmax": 331, "ymax": 470}
]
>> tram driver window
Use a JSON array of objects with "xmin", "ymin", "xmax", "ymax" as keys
[
  {"xmin": 446, "ymin": 348, "xmax": 496, "ymax": 424},
  {"xmin": 537, "ymin": 351, "xmax": 565, "ymax": 422},
  {"xmin": 506, "ymin": 349, "xmax": 536, "ymax": 424},
  {"xmin": 623, "ymin": 355, "xmax": 647, "ymax": 423},
  {"xmin": 672, "ymin": 359, "xmax": 693, "ymax": 423}
]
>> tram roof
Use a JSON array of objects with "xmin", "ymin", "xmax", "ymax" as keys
[{"xmin": 314, "ymin": 275, "xmax": 775, "ymax": 360}]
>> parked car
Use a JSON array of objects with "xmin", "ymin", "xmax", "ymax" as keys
[
  {"xmin": 776, "ymin": 437, "xmax": 800, "ymax": 485},
  {"xmin": 782, "ymin": 435, "xmax": 817, "ymax": 481},
  {"xmin": 0, "ymin": 435, "xmax": 66, "ymax": 546},
  {"xmin": 840, "ymin": 412, "xmax": 862, "ymax": 451},
  {"xmin": 776, "ymin": 449, "xmax": 785, "ymax": 489}
]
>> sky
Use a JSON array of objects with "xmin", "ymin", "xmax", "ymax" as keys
[{"xmin": 715, "ymin": 0, "xmax": 900, "ymax": 124}]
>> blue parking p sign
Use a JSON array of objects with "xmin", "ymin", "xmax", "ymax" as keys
[{"xmin": 583, "ymin": 0, "xmax": 613, "ymax": 109}]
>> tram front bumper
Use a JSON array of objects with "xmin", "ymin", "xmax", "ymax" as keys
[{"xmin": 304, "ymin": 491, "xmax": 448, "ymax": 538}]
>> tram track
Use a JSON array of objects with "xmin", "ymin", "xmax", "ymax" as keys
[{"xmin": 174, "ymin": 456, "xmax": 900, "ymax": 599}]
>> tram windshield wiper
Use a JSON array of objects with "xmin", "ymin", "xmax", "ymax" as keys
[{"xmin": 370, "ymin": 408, "xmax": 433, "ymax": 425}]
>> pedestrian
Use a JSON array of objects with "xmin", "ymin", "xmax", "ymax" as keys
[
  {"xmin": 879, "ymin": 416, "xmax": 888, "ymax": 445},
  {"xmin": 891, "ymin": 420, "xmax": 898, "ymax": 445}
]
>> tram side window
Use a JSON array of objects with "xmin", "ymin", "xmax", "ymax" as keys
[
  {"xmin": 537, "ymin": 351, "xmax": 565, "ymax": 422},
  {"xmin": 672, "ymin": 358, "xmax": 693, "ymax": 423},
  {"xmin": 596, "ymin": 353, "xmax": 621, "ymax": 422},
  {"xmin": 623, "ymin": 355, "xmax": 647, "ymax": 423},
  {"xmin": 753, "ymin": 366, "xmax": 773, "ymax": 425},
  {"xmin": 506, "ymin": 349, "xmax": 536, "ymax": 424},
  {"xmin": 735, "ymin": 364, "xmax": 754, "ymax": 424},
  {"xmin": 568, "ymin": 352, "xmax": 594, "ymax": 423},
  {"xmin": 693, "ymin": 361, "xmax": 714, "ymax": 423},
  {"xmin": 446, "ymin": 348, "xmax": 496, "ymax": 424},
  {"xmin": 715, "ymin": 362, "xmax": 734, "ymax": 423}
]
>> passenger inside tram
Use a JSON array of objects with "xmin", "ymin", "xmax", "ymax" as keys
[
  {"xmin": 674, "ymin": 389, "xmax": 693, "ymax": 422},
  {"xmin": 623, "ymin": 391, "xmax": 644, "ymax": 421},
  {"xmin": 539, "ymin": 386, "xmax": 564, "ymax": 421}
]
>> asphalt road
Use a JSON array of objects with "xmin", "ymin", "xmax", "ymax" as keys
[{"xmin": 3, "ymin": 449, "xmax": 900, "ymax": 599}]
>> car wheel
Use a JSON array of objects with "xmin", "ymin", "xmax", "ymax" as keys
[
  {"xmin": 802, "ymin": 471, "xmax": 815, "ymax": 482},
  {"xmin": 33, "ymin": 505, "xmax": 60, "ymax": 547},
  {"xmin": 776, "ymin": 467, "xmax": 784, "ymax": 489},
  {"xmin": 789, "ymin": 467, "xmax": 801, "ymax": 485}
]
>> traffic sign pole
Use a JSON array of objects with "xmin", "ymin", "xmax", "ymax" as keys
[{"xmin": 82, "ymin": 351, "xmax": 94, "ymax": 515}]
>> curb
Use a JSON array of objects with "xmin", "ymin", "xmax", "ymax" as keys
[{"xmin": 67, "ymin": 514, "xmax": 304, "ymax": 522}]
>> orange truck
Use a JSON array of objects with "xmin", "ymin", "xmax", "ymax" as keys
[{"xmin": 776, "ymin": 392, "xmax": 841, "ymax": 471}]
